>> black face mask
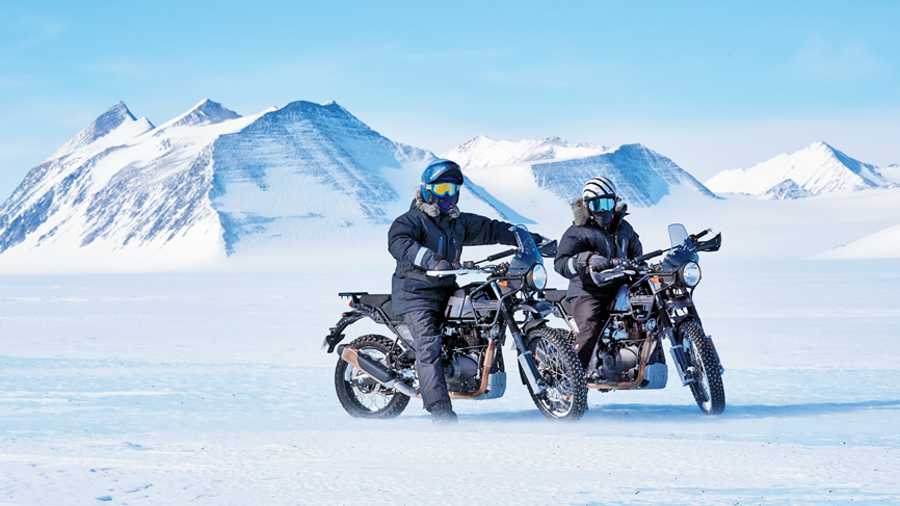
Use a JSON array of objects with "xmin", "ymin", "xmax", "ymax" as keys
[{"xmin": 592, "ymin": 210, "xmax": 614, "ymax": 228}]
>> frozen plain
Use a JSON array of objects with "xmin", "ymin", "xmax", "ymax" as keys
[{"xmin": 1, "ymin": 254, "xmax": 899, "ymax": 505}]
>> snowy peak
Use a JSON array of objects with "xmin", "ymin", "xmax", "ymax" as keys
[
  {"xmin": 51, "ymin": 101, "xmax": 154, "ymax": 159},
  {"xmin": 276, "ymin": 100, "xmax": 363, "ymax": 126},
  {"xmin": 162, "ymin": 99, "xmax": 241, "ymax": 129},
  {"xmin": 706, "ymin": 141, "xmax": 893, "ymax": 198},
  {"xmin": 447, "ymin": 135, "xmax": 609, "ymax": 169},
  {"xmin": 765, "ymin": 179, "xmax": 811, "ymax": 200}
]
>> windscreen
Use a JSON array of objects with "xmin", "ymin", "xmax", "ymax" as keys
[{"xmin": 668, "ymin": 223, "xmax": 689, "ymax": 248}]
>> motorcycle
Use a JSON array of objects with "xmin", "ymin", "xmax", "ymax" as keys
[
  {"xmin": 322, "ymin": 226, "xmax": 588, "ymax": 421},
  {"xmin": 543, "ymin": 223, "xmax": 726, "ymax": 414}
]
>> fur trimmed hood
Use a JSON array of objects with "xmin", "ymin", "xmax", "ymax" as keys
[
  {"xmin": 415, "ymin": 192, "xmax": 460, "ymax": 219},
  {"xmin": 571, "ymin": 198, "xmax": 628, "ymax": 227}
]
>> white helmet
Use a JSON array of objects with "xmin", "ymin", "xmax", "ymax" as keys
[{"xmin": 582, "ymin": 176, "xmax": 617, "ymax": 201}]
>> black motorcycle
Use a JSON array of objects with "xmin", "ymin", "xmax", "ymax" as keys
[
  {"xmin": 323, "ymin": 226, "xmax": 588, "ymax": 420},
  {"xmin": 544, "ymin": 223, "xmax": 726, "ymax": 414}
]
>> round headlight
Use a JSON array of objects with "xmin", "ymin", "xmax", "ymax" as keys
[
  {"xmin": 680, "ymin": 262, "xmax": 702, "ymax": 287},
  {"xmin": 528, "ymin": 264, "xmax": 548, "ymax": 290}
]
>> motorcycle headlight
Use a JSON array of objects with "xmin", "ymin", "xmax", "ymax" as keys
[
  {"xmin": 680, "ymin": 262, "xmax": 702, "ymax": 287},
  {"xmin": 527, "ymin": 264, "xmax": 548, "ymax": 290}
]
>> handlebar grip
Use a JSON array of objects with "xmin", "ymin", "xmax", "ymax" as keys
[
  {"xmin": 590, "ymin": 268, "xmax": 625, "ymax": 286},
  {"xmin": 485, "ymin": 248, "xmax": 517, "ymax": 262},
  {"xmin": 692, "ymin": 229, "xmax": 711, "ymax": 240},
  {"xmin": 635, "ymin": 249, "xmax": 664, "ymax": 263}
]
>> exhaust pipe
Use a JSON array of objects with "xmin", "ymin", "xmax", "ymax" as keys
[{"xmin": 340, "ymin": 346, "xmax": 417, "ymax": 398}]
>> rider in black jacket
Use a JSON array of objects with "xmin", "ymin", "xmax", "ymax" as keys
[
  {"xmin": 388, "ymin": 159, "xmax": 546, "ymax": 423},
  {"xmin": 554, "ymin": 176, "xmax": 643, "ymax": 369}
]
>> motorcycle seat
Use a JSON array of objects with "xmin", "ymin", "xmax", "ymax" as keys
[
  {"xmin": 358, "ymin": 294, "xmax": 399, "ymax": 322},
  {"xmin": 543, "ymin": 289, "xmax": 568, "ymax": 304}
]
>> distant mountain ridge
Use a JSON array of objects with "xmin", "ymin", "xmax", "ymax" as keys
[
  {"xmin": 447, "ymin": 135, "xmax": 609, "ymax": 169},
  {"xmin": 706, "ymin": 141, "xmax": 894, "ymax": 199},
  {"xmin": 448, "ymin": 137, "xmax": 718, "ymax": 208},
  {"xmin": 531, "ymin": 143, "xmax": 718, "ymax": 206},
  {"xmin": 0, "ymin": 99, "xmax": 527, "ymax": 266}
]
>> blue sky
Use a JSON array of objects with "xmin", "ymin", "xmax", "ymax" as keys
[{"xmin": 1, "ymin": 1, "xmax": 898, "ymax": 194}]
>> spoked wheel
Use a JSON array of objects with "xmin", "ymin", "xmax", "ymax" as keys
[
  {"xmin": 678, "ymin": 320, "xmax": 725, "ymax": 415},
  {"xmin": 522, "ymin": 326, "xmax": 587, "ymax": 421},
  {"xmin": 334, "ymin": 334, "xmax": 410, "ymax": 418}
]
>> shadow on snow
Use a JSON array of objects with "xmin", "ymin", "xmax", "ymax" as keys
[{"xmin": 456, "ymin": 399, "xmax": 900, "ymax": 423}]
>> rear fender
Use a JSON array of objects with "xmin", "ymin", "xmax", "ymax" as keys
[{"xmin": 322, "ymin": 311, "xmax": 365, "ymax": 353}]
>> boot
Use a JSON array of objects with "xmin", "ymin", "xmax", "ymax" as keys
[{"xmin": 428, "ymin": 400, "xmax": 458, "ymax": 424}]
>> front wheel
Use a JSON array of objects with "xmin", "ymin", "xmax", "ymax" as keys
[
  {"xmin": 522, "ymin": 326, "xmax": 588, "ymax": 421},
  {"xmin": 678, "ymin": 320, "xmax": 725, "ymax": 415},
  {"xmin": 334, "ymin": 334, "xmax": 411, "ymax": 418}
]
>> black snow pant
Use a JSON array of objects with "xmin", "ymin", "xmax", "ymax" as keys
[
  {"xmin": 403, "ymin": 309, "xmax": 450, "ymax": 412},
  {"xmin": 568, "ymin": 295, "xmax": 611, "ymax": 368}
]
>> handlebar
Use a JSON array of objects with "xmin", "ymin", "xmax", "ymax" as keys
[
  {"xmin": 635, "ymin": 249, "xmax": 664, "ymax": 263},
  {"xmin": 482, "ymin": 248, "xmax": 517, "ymax": 263},
  {"xmin": 425, "ymin": 269, "xmax": 482, "ymax": 277}
]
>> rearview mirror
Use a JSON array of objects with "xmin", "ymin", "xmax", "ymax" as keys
[{"xmin": 668, "ymin": 223, "xmax": 689, "ymax": 248}]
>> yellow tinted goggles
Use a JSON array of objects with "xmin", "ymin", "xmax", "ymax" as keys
[{"xmin": 428, "ymin": 182, "xmax": 459, "ymax": 196}]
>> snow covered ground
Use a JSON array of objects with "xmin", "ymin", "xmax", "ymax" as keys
[{"xmin": 2, "ymin": 255, "xmax": 899, "ymax": 504}]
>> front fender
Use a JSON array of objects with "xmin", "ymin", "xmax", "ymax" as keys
[
  {"xmin": 664, "ymin": 296, "xmax": 700, "ymax": 326},
  {"xmin": 522, "ymin": 318, "xmax": 548, "ymax": 334},
  {"xmin": 516, "ymin": 300, "xmax": 554, "ymax": 318}
]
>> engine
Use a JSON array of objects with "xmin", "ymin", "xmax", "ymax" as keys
[
  {"xmin": 598, "ymin": 344, "xmax": 640, "ymax": 381},
  {"xmin": 443, "ymin": 323, "xmax": 485, "ymax": 392},
  {"xmin": 596, "ymin": 319, "xmax": 668, "ymax": 389}
]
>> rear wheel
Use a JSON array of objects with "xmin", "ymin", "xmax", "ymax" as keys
[
  {"xmin": 678, "ymin": 320, "xmax": 725, "ymax": 415},
  {"xmin": 522, "ymin": 326, "xmax": 588, "ymax": 421},
  {"xmin": 334, "ymin": 334, "xmax": 411, "ymax": 418}
]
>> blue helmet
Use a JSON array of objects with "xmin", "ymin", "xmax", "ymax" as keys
[{"xmin": 419, "ymin": 159, "xmax": 463, "ymax": 212}]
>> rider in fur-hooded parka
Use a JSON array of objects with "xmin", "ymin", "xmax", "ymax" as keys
[{"xmin": 553, "ymin": 199, "xmax": 644, "ymax": 299}]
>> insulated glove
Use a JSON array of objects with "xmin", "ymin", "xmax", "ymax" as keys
[
  {"xmin": 574, "ymin": 251, "xmax": 594, "ymax": 273},
  {"xmin": 431, "ymin": 259, "xmax": 453, "ymax": 271},
  {"xmin": 588, "ymin": 254, "xmax": 612, "ymax": 271}
]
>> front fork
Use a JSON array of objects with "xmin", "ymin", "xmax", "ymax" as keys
[
  {"xmin": 499, "ymin": 303, "xmax": 547, "ymax": 396},
  {"xmin": 666, "ymin": 326, "xmax": 696, "ymax": 386}
]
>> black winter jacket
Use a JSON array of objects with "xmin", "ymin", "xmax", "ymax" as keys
[
  {"xmin": 388, "ymin": 197, "xmax": 521, "ymax": 315},
  {"xmin": 554, "ymin": 200, "xmax": 643, "ymax": 299}
]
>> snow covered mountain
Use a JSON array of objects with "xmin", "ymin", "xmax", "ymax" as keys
[
  {"xmin": 158, "ymin": 98, "xmax": 241, "ymax": 130},
  {"xmin": 0, "ymin": 99, "xmax": 526, "ymax": 269},
  {"xmin": 530, "ymin": 143, "xmax": 719, "ymax": 206},
  {"xmin": 705, "ymin": 141, "xmax": 893, "ymax": 199},
  {"xmin": 447, "ymin": 135, "xmax": 609, "ymax": 169},
  {"xmin": 50, "ymin": 101, "xmax": 155, "ymax": 161},
  {"xmin": 764, "ymin": 179, "xmax": 811, "ymax": 200},
  {"xmin": 446, "ymin": 137, "xmax": 717, "ymax": 218}
]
